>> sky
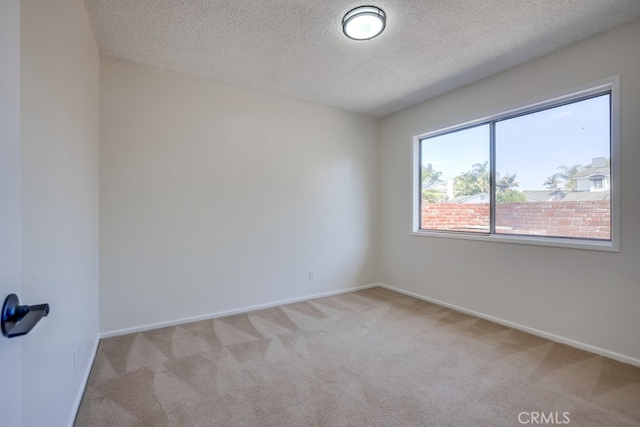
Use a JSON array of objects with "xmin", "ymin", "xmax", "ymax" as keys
[{"xmin": 421, "ymin": 94, "xmax": 610, "ymax": 189}]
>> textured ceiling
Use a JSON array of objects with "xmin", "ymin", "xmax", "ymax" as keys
[{"xmin": 85, "ymin": 1, "xmax": 640, "ymax": 118}]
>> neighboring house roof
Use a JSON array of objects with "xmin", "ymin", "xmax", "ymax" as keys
[
  {"xmin": 572, "ymin": 167, "xmax": 610, "ymax": 179},
  {"xmin": 522, "ymin": 190, "xmax": 565, "ymax": 202},
  {"xmin": 449, "ymin": 193, "xmax": 489, "ymax": 204},
  {"xmin": 423, "ymin": 181, "xmax": 447, "ymax": 190},
  {"xmin": 562, "ymin": 190, "xmax": 610, "ymax": 201}
]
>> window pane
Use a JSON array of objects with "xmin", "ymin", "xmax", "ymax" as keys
[
  {"xmin": 420, "ymin": 124, "xmax": 490, "ymax": 233},
  {"xmin": 494, "ymin": 94, "xmax": 611, "ymax": 240}
]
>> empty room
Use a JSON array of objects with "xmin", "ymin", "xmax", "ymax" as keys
[{"xmin": 2, "ymin": 0, "xmax": 640, "ymax": 426}]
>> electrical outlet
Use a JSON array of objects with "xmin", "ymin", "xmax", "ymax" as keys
[
  {"xmin": 308, "ymin": 270, "xmax": 315, "ymax": 281},
  {"xmin": 73, "ymin": 346, "xmax": 78, "ymax": 373}
]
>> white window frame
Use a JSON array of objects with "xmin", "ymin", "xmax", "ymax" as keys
[
  {"xmin": 592, "ymin": 178, "xmax": 604, "ymax": 190},
  {"xmin": 411, "ymin": 76, "xmax": 620, "ymax": 252}
]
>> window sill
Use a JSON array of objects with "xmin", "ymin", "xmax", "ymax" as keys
[{"xmin": 410, "ymin": 229, "xmax": 619, "ymax": 252}]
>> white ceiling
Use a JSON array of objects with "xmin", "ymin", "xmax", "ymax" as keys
[{"xmin": 84, "ymin": 1, "xmax": 640, "ymax": 118}]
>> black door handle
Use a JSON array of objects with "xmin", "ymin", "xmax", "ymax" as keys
[{"xmin": 1, "ymin": 294, "xmax": 50, "ymax": 338}]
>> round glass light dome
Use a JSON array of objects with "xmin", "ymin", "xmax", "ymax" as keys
[{"xmin": 342, "ymin": 6, "xmax": 386, "ymax": 40}]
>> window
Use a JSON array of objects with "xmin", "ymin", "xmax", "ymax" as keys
[
  {"xmin": 592, "ymin": 178, "xmax": 604, "ymax": 190},
  {"xmin": 412, "ymin": 77, "xmax": 619, "ymax": 251}
]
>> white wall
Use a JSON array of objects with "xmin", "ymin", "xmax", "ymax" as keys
[
  {"xmin": 20, "ymin": 0, "xmax": 100, "ymax": 425},
  {"xmin": 99, "ymin": 59, "xmax": 378, "ymax": 334},
  {"xmin": 0, "ymin": 2, "xmax": 22, "ymax": 426},
  {"xmin": 378, "ymin": 20, "xmax": 640, "ymax": 363}
]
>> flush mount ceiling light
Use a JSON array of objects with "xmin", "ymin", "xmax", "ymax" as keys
[{"xmin": 342, "ymin": 6, "xmax": 386, "ymax": 41}]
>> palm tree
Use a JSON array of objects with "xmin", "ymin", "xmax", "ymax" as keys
[
  {"xmin": 543, "ymin": 174, "xmax": 561, "ymax": 191},
  {"xmin": 453, "ymin": 171, "xmax": 477, "ymax": 196},
  {"xmin": 496, "ymin": 172, "xmax": 519, "ymax": 193},
  {"xmin": 421, "ymin": 163, "xmax": 442, "ymax": 187},
  {"xmin": 556, "ymin": 164, "xmax": 582, "ymax": 191},
  {"xmin": 453, "ymin": 161, "xmax": 492, "ymax": 196},
  {"xmin": 421, "ymin": 163, "xmax": 447, "ymax": 203},
  {"xmin": 471, "ymin": 161, "xmax": 490, "ymax": 193}
]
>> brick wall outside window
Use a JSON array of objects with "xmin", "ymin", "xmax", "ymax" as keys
[{"xmin": 421, "ymin": 200, "xmax": 610, "ymax": 239}]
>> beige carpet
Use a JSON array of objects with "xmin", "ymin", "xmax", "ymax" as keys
[{"xmin": 75, "ymin": 287, "xmax": 640, "ymax": 426}]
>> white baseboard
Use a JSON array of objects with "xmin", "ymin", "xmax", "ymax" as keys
[
  {"xmin": 379, "ymin": 283, "xmax": 640, "ymax": 368},
  {"xmin": 68, "ymin": 334, "xmax": 100, "ymax": 427},
  {"xmin": 100, "ymin": 284, "xmax": 379, "ymax": 339}
]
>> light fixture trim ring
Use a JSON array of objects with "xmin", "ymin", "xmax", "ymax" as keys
[{"xmin": 342, "ymin": 5, "xmax": 386, "ymax": 41}]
